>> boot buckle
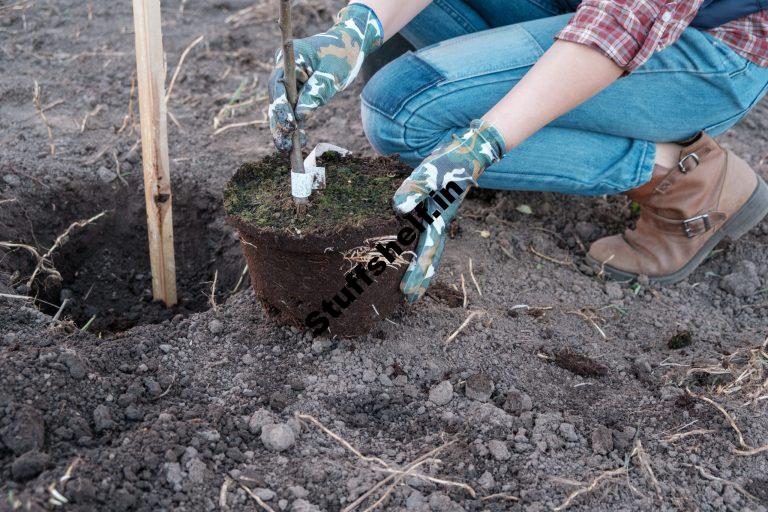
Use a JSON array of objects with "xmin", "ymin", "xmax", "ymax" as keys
[
  {"xmin": 682, "ymin": 213, "xmax": 711, "ymax": 238},
  {"xmin": 678, "ymin": 153, "xmax": 700, "ymax": 173}
]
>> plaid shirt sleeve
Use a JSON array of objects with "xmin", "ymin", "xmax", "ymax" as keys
[{"xmin": 556, "ymin": 0, "xmax": 706, "ymax": 72}]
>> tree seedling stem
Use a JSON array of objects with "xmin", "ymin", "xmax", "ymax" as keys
[{"xmin": 279, "ymin": 0, "xmax": 308, "ymax": 214}]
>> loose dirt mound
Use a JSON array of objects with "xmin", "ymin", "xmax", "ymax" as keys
[{"xmin": 2, "ymin": 1, "xmax": 768, "ymax": 511}]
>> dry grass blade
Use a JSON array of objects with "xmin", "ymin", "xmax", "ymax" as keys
[
  {"xmin": 240, "ymin": 482, "xmax": 277, "ymax": 512},
  {"xmin": 566, "ymin": 308, "xmax": 607, "ymax": 340},
  {"xmin": 686, "ymin": 387, "xmax": 748, "ymax": 449},
  {"xmin": 529, "ymin": 242, "xmax": 573, "ymax": 266},
  {"xmin": 690, "ymin": 464, "xmax": 760, "ymax": 503},
  {"xmin": 460, "ymin": 273, "xmax": 468, "ymax": 308},
  {"xmin": 33, "ymin": 80, "xmax": 55, "ymax": 156},
  {"xmin": 632, "ymin": 439, "xmax": 661, "ymax": 497},
  {"xmin": 663, "ymin": 429, "xmax": 715, "ymax": 443},
  {"xmin": 231, "ymin": 265, "xmax": 249, "ymax": 293},
  {"xmin": 213, "ymin": 117, "xmax": 267, "ymax": 135},
  {"xmin": 481, "ymin": 493, "xmax": 519, "ymax": 502},
  {"xmin": 26, "ymin": 211, "xmax": 107, "ymax": 287},
  {"xmin": 553, "ymin": 467, "xmax": 628, "ymax": 511},
  {"xmin": 219, "ymin": 476, "xmax": 231, "ymax": 509},
  {"xmin": 209, "ymin": 269, "xmax": 219, "ymax": 312},
  {"xmin": 296, "ymin": 413, "xmax": 389, "ymax": 468},
  {"xmin": 445, "ymin": 310, "xmax": 484, "ymax": 343},
  {"xmin": 468, "ymin": 258, "xmax": 482, "ymax": 296},
  {"xmin": 166, "ymin": 34, "xmax": 205, "ymax": 102}
]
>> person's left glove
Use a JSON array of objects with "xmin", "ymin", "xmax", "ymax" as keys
[
  {"xmin": 392, "ymin": 119, "xmax": 506, "ymax": 303},
  {"xmin": 268, "ymin": 3, "xmax": 383, "ymax": 151}
]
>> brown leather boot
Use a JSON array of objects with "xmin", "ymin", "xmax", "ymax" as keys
[{"xmin": 587, "ymin": 133, "xmax": 768, "ymax": 285}]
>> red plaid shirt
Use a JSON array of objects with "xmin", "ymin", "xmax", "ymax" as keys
[{"xmin": 557, "ymin": 0, "xmax": 768, "ymax": 71}]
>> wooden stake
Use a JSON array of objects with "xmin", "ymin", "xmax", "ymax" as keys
[
  {"xmin": 279, "ymin": 0, "xmax": 308, "ymax": 211},
  {"xmin": 132, "ymin": 0, "xmax": 177, "ymax": 306}
]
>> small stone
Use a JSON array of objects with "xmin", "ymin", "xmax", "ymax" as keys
[
  {"xmin": 288, "ymin": 486, "xmax": 309, "ymax": 498},
  {"xmin": 477, "ymin": 470, "xmax": 495, "ymax": 490},
  {"xmin": 405, "ymin": 490, "xmax": 425, "ymax": 510},
  {"xmin": 11, "ymin": 451, "xmax": 50, "ymax": 481},
  {"xmin": 487, "ymin": 440, "xmax": 511, "ymax": 461},
  {"xmin": 591, "ymin": 425, "xmax": 614, "ymax": 455},
  {"xmin": 93, "ymin": 405, "xmax": 115, "ymax": 433},
  {"xmin": 125, "ymin": 149, "xmax": 140, "ymax": 164},
  {"xmin": 208, "ymin": 319, "xmax": 224, "ymax": 334},
  {"xmin": 3, "ymin": 174, "xmax": 21, "ymax": 187},
  {"xmin": 124, "ymin": 405, "xmax": 143, "ymax": 421},
  {"xmin": 96, "ymin": 166, "xmax": 114, "ymax": 183},
  {"xmin": 311, "ymin": 339, "xmax": 332, "ymax": 354},
  {"xmin": 261, "ymin": 423, "xmax": 296, "ymax": 452},
  {"xmin": 362, "ymin": 369, "xmax": 376, "ymax": 383},
  {"xmin": 61, "ymin": 350, "xmax": 87, "ymax": 380},
  {"xmin": 253, "ymin": 488, "xmax": 276, "ymax": 501},
  {"xmin": 605, "ymin": 282, "xmax": 623, "ymax": 300},
  {"xmin": 2, "ymin": 407, "xmax": 45, "ymax": 455},
  {"xmin": 186, "ymin": 458, "xmax": 206, "ymax": 483},
  {"xmin": 720, "ymin": 260, "xmax": 760, "ymax": 297},
  {"xmin": 502, "ymin": 389, "xmax": 533, "ymax": 415},
  {"xmin": 428, "ymin": 380, "xmax": 453, "ymax": 406},
  {"xmin": 248, "ymin": 408, "xmax": 275, "ymax": 434},
  {"xmin": 574, "ymin": 221, "xmax": 597, "ymax": 240},
  {"xmin": 559, "ymin": 423, "xmax": 579, "ymax": 442},
  {"xmin": 159, "ymin": 344, "xmax": 172, "ymax": 354},
  {"xmin": 291, "ymin": 499, "xmax": 320, "ymax": 512},
  {"xmin": 197, "ymin": 429, "xmax": 220, "ymax": 443},
  {"xmin": 465, "ymin": 373, "xmax": 494, "ymax": 402},
  {"xmin": 165, "ymin": 462, "xmax": 183, "ymax": 490}
]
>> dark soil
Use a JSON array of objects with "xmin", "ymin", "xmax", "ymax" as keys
[
  {"xmin": 225, "ymin": 153, "xmax": 410, "ymax": 235},
  {"xmin": 2, "ymin": 1, "xmax": 768, "ymax": 511}
]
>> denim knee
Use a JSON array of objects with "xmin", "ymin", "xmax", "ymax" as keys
[{"xmin": 361, "ymin": 53, "xmax": 448, "ymax": 167}]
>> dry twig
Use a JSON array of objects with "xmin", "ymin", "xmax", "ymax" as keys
[
  {"xmin": 445, "ymin": 310, "xmax": 484, "ymax": 343},
  {"xmin": 166, "ymin": 34, "xmax": 205, "ymax": 102}
]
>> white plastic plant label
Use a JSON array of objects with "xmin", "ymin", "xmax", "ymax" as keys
[{"xmin": 291, "ymin": 143, "xmax": 351, "ymax": 199}]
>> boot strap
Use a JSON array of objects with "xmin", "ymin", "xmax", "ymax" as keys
[{"xmin": 644, "ymin": 209, "xmax": 727, "ymax": 238}]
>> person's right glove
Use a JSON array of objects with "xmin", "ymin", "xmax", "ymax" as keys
[{"xmin": 268, "ymin": 3, "xmax": 383, "ymax": 151}]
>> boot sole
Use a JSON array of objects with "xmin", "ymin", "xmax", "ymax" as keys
[{"xmin": 586, "ymin": 175, "xmax": 768, "ymax": 286}]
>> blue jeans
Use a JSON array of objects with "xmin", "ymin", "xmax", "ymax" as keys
[{"xmin": 361, "ymin": 0, "xmax": 768, "ymax": 195}]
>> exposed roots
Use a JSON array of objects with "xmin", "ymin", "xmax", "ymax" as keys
[{"xmin": 342, "ymin": 236, "xmax": 413, "ymax": 271}]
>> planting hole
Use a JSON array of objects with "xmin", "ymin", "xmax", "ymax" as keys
[{"xmin": 1, "ymin": 178, "xmax": 243, "ymax": 333}]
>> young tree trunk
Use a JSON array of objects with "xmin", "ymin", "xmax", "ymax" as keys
[{"xmin": 279, "ymin": 0, "xmax": 308, "ymax": 213}]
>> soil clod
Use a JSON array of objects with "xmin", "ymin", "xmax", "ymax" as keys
[{"xmin": 553, "ymin": 349, "xmax": 609, "ymax": 377}]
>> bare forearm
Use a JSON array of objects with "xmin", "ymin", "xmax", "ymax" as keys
[
  {"xmin": 483, "ymin": 41, "xmax": 623, "ymax": 151},
  {"xmin": 351, "ymin": 0, "xmax": 431, "ymax": 42}
]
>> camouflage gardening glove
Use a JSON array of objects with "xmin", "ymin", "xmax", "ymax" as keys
[
  {"xmin": 393, "ymin": 119, "xmax": 506, "ymax": 303},
  {"xmin": 268, "ymin": 3, "xmax": 383, "ymax": 151}
]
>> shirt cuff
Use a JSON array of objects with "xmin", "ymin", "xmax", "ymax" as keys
[{"xmin": 556, "ymin": 3, "xmax": 650, "ymax": 72}]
